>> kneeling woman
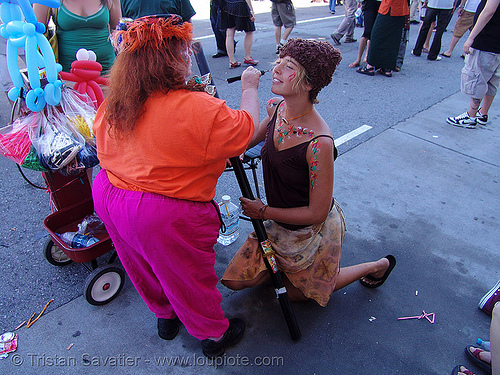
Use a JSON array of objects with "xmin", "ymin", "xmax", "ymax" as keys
[{"xmin": 222, "ymin": 38, "xmax": 396, "ymax": 306}]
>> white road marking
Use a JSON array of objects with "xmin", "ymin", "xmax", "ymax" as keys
[
  {"xmin": 297, "ymin": 16, "xmax": 340, "ymax": 24},
  {"xmin": 195, "ymin": 34, "xmax": 215, "ymax": 40},
  {"xmin": 335, "ymin": 125, "xmax": 372, "ymax": 146}
]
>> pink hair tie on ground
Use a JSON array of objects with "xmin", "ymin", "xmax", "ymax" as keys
[{"xmin": 398, "ymin": 310, "xmax": 435, "ymax": 324}]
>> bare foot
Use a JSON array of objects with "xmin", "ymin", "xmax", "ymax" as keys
[
  {"xmin": 360, "ymin": 257, "xmax": 390, "ymax": 286},
  {"xmin": 349, "ymin": 61, "xmax": 360, "ymax": 68}
]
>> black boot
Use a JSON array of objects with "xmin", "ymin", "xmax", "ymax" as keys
[
  {"xmin": 157, "ymin": 317, "xmax": 181, "ymax": 340},
  {"xmin": 201, "ymin": 318, "xmax": 245, "ymax": 358}
]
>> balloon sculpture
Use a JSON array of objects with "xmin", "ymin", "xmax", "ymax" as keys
[
  {"xmin": 59, "ymin": 48, "xmax": 108, "ymax": 109},
  {"xmin": 0, "ymin": 0, "xmax": 62, "ymax": 112}
]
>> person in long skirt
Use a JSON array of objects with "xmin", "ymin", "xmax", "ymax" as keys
[{"xmin": 356, "ymin": 0, "xmax": 409, "ymax": 77}]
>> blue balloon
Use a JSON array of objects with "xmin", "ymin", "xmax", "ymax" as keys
[
  {"xmin": 23, "ymin": 21, "xmax": 35, "ymax": 36},
  {"xmin": 5, "ymin": 20, "xmax": 26, "ymax": 44},
  {"xmin": 26, "ymin": 86, "xmax": 46, "ymax": 112},
  {"xmin": 33, "ymin": 0, "xmax": 61, "ymax": 9},
  {"xmin": 36, "ymin": 32, "xmax": 58, "ymax": 82},
  {"xmin": 5, "ymin": 39, "xmax": 24, "ymax": 92},
  {"xmin": 25, "ymin": 34, "xmax": 40, "ymax": 89},
  {"xmin": 14, "ymin": 0, "xmax": 38, "ymax": 25},
  {"xmin": 1, "ymin": 0, "xmax": 62, "ymax": 111},
  {"xmin": 44, "ymin": 82, "xmax": 62, "ymax": 105},
  {"xmin": 8, "ymin": 87, "xmax": 21, "ymax": 102},
  {"xmin": 0, "ymin": 3, "xmax": 22, "ymax": 24}
]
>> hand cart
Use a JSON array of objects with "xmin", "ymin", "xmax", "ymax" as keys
[
  {"xmin": 8, "ymin": 75, "xmax": 125, "ymax": 306},
  {"xmin": 0, "ymin": 6, "xmax": 124, "ymax": 307},
  {"xmin": 41, "ymin": 169, "xmax": 125, "ymax": 306}
]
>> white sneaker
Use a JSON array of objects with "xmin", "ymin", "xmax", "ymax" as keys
[
  {"xmin": 476, "ymin": 110, "xmax": 488, "ymax": 125},
  {"xmin": 276, "ymin": 43, "xmax": 283, "ymax": 54},
  {"xmin": 446, "ymin": 112, "xmax": 477, "ymax": 128}
]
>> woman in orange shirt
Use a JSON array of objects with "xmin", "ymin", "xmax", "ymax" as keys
[{"xmin": 92, "ymin": 14, "xmax": 262, "ymax": 358}]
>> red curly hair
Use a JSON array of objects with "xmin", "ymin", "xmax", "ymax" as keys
[{"xmin": 105, "ymin": 15, "xmax": 194, "ymax": 134}]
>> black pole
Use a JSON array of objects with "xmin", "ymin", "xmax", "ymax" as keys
[
  {"xmin": 192, "ymin": 41, "xmax": 301, "ymax": 340},
  {"xmin": 226, "ymin": 69, "xmax": 269, "ymax": 84}
]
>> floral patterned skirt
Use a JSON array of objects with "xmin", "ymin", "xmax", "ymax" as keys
[{"xmin": 222, "ymin": 200, "xmax": 346, "ymax": 307}]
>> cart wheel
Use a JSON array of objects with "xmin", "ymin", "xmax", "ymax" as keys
[
  {"xmin": 84, "ymin": 266, "xmax": 125, "ymax": 306},
  {"xmin": 44, "ymin": 238, "xmax": 72, "ymax": 266}
]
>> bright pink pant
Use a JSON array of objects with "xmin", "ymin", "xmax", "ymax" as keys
[{"xmin": 92, "ymin": 170, "xmax": 229, "ymax": 340}]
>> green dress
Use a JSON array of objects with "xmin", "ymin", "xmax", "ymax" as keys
[
  {"xmin": 121, "ymin": 0, "xmax": 196, "ymax": 22},
  {"xmin": 55, "ymin": 4, "xmax": 116, "ymax": 73}
]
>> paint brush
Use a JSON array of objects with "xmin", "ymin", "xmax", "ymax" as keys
[{"xmin": 227, "ymin": 69, "xmax": 271, "ymax": 83}]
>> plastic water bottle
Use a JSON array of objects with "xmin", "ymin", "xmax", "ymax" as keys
[
  {"xmin": 217, "ymin": 195, "xmax": 241, "ymax": 246},
  {"xmin": 57, "ymin": 232, "xmax": 99, "ymax": 248},
  {"xmin": 476, "ymin": 338, "xmax": 491, "ymax": 351}
]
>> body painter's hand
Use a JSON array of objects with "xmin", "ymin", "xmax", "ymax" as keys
[{"xmin": 241, "ymin": 66, "xmax": 261, "ymax": 91}]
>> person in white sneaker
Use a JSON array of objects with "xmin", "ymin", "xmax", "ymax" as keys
[
  {"xmin": 447, "ymin": 0, "xmax": 500, "ymax": 128},
  {"xmin": 271, "ymin": 0, "xmax": 296, "ymax": 54}
]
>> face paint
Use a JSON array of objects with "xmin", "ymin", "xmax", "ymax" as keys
[
  {"xmin": 288, "ymin": 71, "xmax": 297, "ymax": 81},
  {"xmin": 267, "ymin": 98, "xmax": 278, "ymax": 108},
  {"xmin": 183, "ymin": 47, "xmax": 192, "ymax": 63}
]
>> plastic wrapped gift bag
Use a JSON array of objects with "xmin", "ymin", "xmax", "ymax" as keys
[
  {"xmin": 29, "ymin": 106, "xmax": 85, "ymax": 171},
  {"xmin": 21, "ymin": 145, "xmax": 49, "ymax": 171},
  {"xmin": 59, "ymin": 88, "xmax": 97, "ymax": 146},
  {"xmin": 0, "ymin": 112, "xmax": 40, "ymax": 165}
]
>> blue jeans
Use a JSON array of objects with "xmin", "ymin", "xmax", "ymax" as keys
[
  {"xmin": 329, "ymin": 0, "xmax": 336, "ymax": 13},
  {"xmin": 210, "ymin": 1, "xmax": 227, "ymax": 54},
  {"xmin": 397, "ymin": 28, "xmax": 409, "ymax": 68}
]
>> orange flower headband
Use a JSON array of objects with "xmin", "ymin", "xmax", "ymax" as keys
[{"xmin": 112, "ymin": 14, "xmax": 193, "ymax": 53}]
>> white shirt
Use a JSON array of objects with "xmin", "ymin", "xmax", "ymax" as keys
[
  {"xmin": 427, "ymin": 0, "xmax": 455, "ymax": 9},
  {"xmin": 464, "ymin": 0, "xmax": 481, "ymax": 13}
]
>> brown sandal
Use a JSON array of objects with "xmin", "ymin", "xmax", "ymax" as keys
[{"xmin": 465, "ymin": 346, "xmax": 492, "ymax": 372}]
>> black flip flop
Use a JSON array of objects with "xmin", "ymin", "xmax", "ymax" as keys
[
  {"xmin": 359, "ymin": 255, "xmax": 396, "ymax": 288},
  {"xmin": 356, "ymin": 65, "xmax": 375, "ymax": 76},
  {"xmin": 465, "ymin": 346, "xmax": 492, "ymax": 373}
]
